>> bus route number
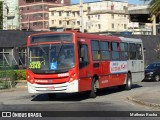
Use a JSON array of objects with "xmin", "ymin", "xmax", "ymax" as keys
[{"xmin": 29, "ymin": 61, "xmax": 41, "ymax": 69}]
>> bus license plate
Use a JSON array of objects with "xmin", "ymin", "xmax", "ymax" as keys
[{"xmin": 46, "ymin": 86, "xmax": 55, "ymax": 90}]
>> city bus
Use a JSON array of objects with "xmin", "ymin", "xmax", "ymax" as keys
[{"xmin": 26, "ymin": 31, "xmax": 144, "ymax": 98}]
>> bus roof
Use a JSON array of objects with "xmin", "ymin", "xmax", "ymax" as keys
[
  {"xmin": 119, "ymin": 37, "xmax": 142, "ymax": 43},
  {"xmin": 28, "ymin": 31, "xmax": 121, "ymax": 42}
]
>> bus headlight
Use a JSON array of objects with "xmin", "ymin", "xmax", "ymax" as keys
[{"xmin": 69, "ymin": 74, "xmax": 76, "ymax": 82}]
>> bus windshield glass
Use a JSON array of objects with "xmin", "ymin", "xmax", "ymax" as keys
[
  {"xmin": 30, "ymin": 33, "xmax": 72, "ymax": 44},
  {"xmin": 28, "ymin": 43, "xmax": 75, "ymax": 73}
]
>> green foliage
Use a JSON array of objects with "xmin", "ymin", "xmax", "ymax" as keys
[
  {"xmin": 149, "ymin": 0, "xmax": 160, "ymax": 16},
  {"xmin": 0, "ymin": 1, "xmax": 2, "ymax": 29},
  {"xmin": 14, "ymin": 70, "xmax": 26, "ymax": 80}
]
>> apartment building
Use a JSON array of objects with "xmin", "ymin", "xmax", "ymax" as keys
[
  {"xmin": 19, "ymin": 0, "xmax": 70, "ymax": 31},
  {"xmin": 49, "ymin": 4, "xmax": 89, "ymax": 31},
  {"xmin": 2, "ymin": 0, "xmax": 19, "ymax": 30},
  {"xmin": 49, "ymin": 1, "xmax": 129, "ymax": 33}
]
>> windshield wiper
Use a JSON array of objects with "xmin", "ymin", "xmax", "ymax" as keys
[{"xmin": 56, "ymin": 42, "xmax": 64, "ymax": 62}]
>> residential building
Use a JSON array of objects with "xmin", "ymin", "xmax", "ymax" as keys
[
  {"xmin": 2, "ymin": 0, "xmax": 19, "ymax": 30},
  {"xmin": 49, "ymin": 4, "xmax": 89, "ymax": 31},
  {"xmin": 87, "ymin": 1, "xmax": 129, "ymax": 33},
  {"xmin": 49, "ymin": 1, "xmax": 129, "ymax": 33},
  {"xmin": 19, "ymin": 0, "xmax": 70, "ymax": 31}
]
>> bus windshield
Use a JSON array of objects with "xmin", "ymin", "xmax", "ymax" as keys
[{"xmin": 28, "ymin": 43, "xmax": 75, "ymax": 73}]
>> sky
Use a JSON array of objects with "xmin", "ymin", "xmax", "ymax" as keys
[{"xmin": 71, "ymin": 0, "xmax": 147, "ymax": 4}]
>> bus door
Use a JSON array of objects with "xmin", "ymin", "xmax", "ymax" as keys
[
  {"xmin": 78, "ymin": 40, "xmax": 92, "ymax": 92},
  {"xmin": 128, "ymin": 43, "xmax": 144, "ymax": 82}
]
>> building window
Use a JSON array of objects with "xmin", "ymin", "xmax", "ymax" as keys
[
  {"xmin": 59, "ymin": 20, "xmax": 62, "ymax": 25},
  {"xmin": 51, "ymin": 11, "xmax": 54, "ymax": 16},
  {"xmin": 112, "ymin": 24, "xmax": 114, "ymax": 29},
  {"xmin": 59, "ymin": 12, "xmax": 62, "ymax": 16},
  {"xmin": 77, "ymin": 21, "xmax": 80, "ymax": 25},
  {"xmin": 112, "ymin": 14, "xmax": 114, "ymax": 19},
  {"xmin": 27, "ymin": 7, "xmax": 29, "ymax": 10},
  {"xmin": 98, "ymin": 24, "xmax": 101, "ymax": 29},
  {"xmin": 52, "ymin": 20, "xmax": 54, "ymax": 24},
  {"xmin": 66, "ymin": 12, "xmax": 70, "ymax": 16},
  {"xmin": 77, "ymin": 11, "xmax": 80, "ymax": 16},
  {"xmin": 72, "ymin": 12, "xmax": 75, "ymax": 17},
  {"xmin": 67, "ymin": 21, "xmax": 69, "ymax": 25},
  {"xmin": 88, "ymin": 16, "xmax": 90, "ymax": 20},
  {"xmin": 98, "ymin": 15, "xmax": 100, "ymax": 19},
  {"xmin": 124, "ymin": 24, "xmax": 127, "ymax": 29}
]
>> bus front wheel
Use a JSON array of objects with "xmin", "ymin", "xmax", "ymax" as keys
[
  {"xmin": 48, "ymin": 93, "xmax": 57, "ymax": 99},
  {"xmin": 89, "ymin": 78, "xmax": 97, "ymax": 98}
]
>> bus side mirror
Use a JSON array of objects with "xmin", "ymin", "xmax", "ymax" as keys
[{"xmin": 80, "ymin": 48, "xmax": 85, "ymax": 58}]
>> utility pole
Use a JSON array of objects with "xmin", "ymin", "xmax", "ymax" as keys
[
  {"xmin": 80, "ymin": 0, "xmax": 84, "ymax": 33},
  {"xmin": 3, "ymin": 0, "xmax": 8, "ymax": 30}
]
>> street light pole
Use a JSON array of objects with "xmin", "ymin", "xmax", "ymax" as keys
[{"xmin": 80, "ymin": 0, "xmax": 84, "ymax": 33}]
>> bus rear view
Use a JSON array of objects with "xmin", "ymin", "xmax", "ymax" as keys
[{"xmin": 27, "ymin": 32, "xmax": 78, "ymax": 95}]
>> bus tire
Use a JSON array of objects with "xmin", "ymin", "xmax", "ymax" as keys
[
  {"xmin": 89, "ymin": 78, "xmax": 97, "ymax": 98},
  {"xmin": 48, "ymin": 93, "xmax": 57, "ymax": 99},
  {"xmin": 125, "ymin": 73, "xmax": 132, "ymax": 90}
]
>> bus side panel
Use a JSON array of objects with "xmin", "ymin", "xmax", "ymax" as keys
[
  {"xmin": 79, "ymin": 78, "xmax": 92, "ymax": 92},
  {"xmin": 98, "ymin": 61, "xmax": 127, "ymax": 89}
]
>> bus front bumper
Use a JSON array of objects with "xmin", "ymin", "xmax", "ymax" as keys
[{"xmin": 27, "ymin": 80, "xmax": 78, "ymax": 93}]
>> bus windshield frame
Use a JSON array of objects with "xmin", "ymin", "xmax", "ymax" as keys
[{"xmin": 27, "ymin": 33, "xmax": 75, "ymax": 74}]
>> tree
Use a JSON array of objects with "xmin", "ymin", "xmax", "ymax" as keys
[
  {"xmin": 0, "ymin": 1, "xmax": 2, "ymax": 30},
  {"xmin": 149, "ymin": 0, "xmax": 160, "ymax": 17}
]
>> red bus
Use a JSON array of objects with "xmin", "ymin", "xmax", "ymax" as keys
[{"xmin": 26, "ymin": 31, "xmax": 144, "ymax": 98}]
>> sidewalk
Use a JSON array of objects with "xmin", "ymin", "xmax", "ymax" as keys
[
  {"xmin": 16, "ymin": 82, "xmax": 27, "ymax": 88},
  {"xmin": 127, "ymin": 89, "xmax": 160, "ymax": 108}
]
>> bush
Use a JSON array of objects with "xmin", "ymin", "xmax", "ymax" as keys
[{"xmin": 14, "ymin": 70, "xmax": 26, "ymax": 80}]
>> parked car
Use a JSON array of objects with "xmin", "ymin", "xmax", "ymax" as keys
[{"xmin": 144, "ymin": 62, "xmax": 160, "ymax": 82}]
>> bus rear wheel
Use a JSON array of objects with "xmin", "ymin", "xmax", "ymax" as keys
[
  {"xmin": 89, "ymin": 78, "xmax": 97, "ymax": 98},
  {"xmin": 125, "ymin": 73, "xmax": 132, "ymax": 90}
]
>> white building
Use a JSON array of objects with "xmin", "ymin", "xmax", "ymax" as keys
[
  {"xmin": 3, "ymin": 0, "xmax": 19, "ymax": 30},
  {"xmin": 49, "ymin": 1, "xmax": 129, "ymax": 33}
]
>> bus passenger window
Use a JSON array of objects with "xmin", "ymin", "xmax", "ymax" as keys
[
  {"xmin": 79, "ymin": 44, "xmax": 89, "ymax": 69},
  {"xmin": 91, "ymin": 41, "xmax": 100, "ymax": 61},
  {"xmin": 111, "ymin": 42, "xmax": 120, "ymax": 60},
  {"xmin": 100, "ymin": 41, "xmax": 110, "ymax": 60},
  {"xmin": 136, "ymin": 44, "xmax": 143, "ymax": 60},
  {"xmin": 129, "ymin": 43, "xmax": 136, "ymax": 60},
  {"xmin": 120, "ymin": 43, "xmax": 128, "ymax": 60}
]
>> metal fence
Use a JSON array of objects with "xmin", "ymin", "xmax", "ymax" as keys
[{"xmin": 0, "ymin": 60, "xmax": 15, "ymax": 89}]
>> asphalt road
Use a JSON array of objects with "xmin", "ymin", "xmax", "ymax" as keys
[{"xmin": 0, "ymin": 81, "xmax": 160, "ymax": 120}]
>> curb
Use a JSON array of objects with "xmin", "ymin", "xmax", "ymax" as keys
[
  {"xmin": 15, "ymin": 80, "xmax": 27, "ymax": 83},
  {"xmin": 16, "ymin": 85, "xmax": 27, "ymax": 88},
  {"xmin": 0, "ymin": 88, "xmax": 15, "ymax": 93},
  {"xmin": 127, "ymin": 96, "xmax": 160, "ymax": 108}
]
